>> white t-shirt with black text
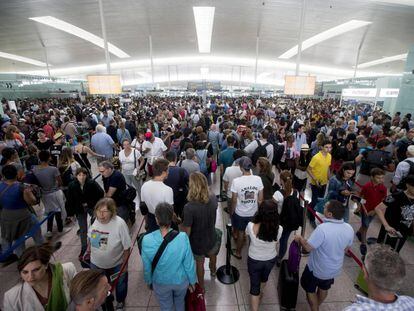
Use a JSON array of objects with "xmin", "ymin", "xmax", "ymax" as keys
[{"xmin": 231, "ymin": 174, "xmax": 264, "ymax": 217}]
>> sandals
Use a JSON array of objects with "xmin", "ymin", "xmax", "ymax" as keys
[{"xmin": 231, "ymin": 249, "xmax": 242, "ymax": 260}]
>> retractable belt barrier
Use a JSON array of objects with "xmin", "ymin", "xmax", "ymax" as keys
[
  {"xmin": 298, "ymin": 193, "xmax": 363, "ymax": 268},
  {"xmin": 110, "ymin": 217, "xmax": 145, "ymax": 293},
  {"xmin": 0, "ymin": 212, "xmax": 56, "ymax": 262}
]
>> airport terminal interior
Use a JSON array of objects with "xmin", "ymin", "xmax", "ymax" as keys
[{"xmin": 1, "ymin": 0, "xmax": 414, "ymax": 310}]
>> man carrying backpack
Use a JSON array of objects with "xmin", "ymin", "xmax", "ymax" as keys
[
  {"xmin": 355, "ymin": 139, "xmax": 395, "ymax": 187},
  {"xmin": 392, "ymin": 145, "xmax": 414, "ymax": 192},
  {"xmin": 244, "ymin": 129, "xmax": 274, "ymax": 166}
]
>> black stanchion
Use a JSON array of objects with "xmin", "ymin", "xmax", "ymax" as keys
[
  {"xmin": 300, "ymin": 197, "xmax": 310, "ymax": 257},
  {"xmin": 217, "ymin": 223, "xmax": 239, "ymax": 284}
]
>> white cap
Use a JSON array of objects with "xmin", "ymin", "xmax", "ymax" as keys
[{"xmin": 407, "ymin": 145, "xmax": 414, "ymax": 157}]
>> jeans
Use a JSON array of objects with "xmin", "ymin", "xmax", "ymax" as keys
[
  {"xmin": 277, "ymin": 228, "xmax": 293, "ymax": 261},
  {"xmin": 31, "ymin": 214, "xmax": 44, "ymax": 246},
  {"xmin": 46, "ymin": 212, "xmax": 63, "ymax": 233},
  {"xmin": 153, "ymin": 281, "xmax": 188, "ymax": 311},
  {"xmin": 76, "ymin": 208, "xmax": 94, "ymax": 254},
  {"xmin": 309, "ymin": 184, "xmax": 326, "ymax": 222},
  {"xmin": 247, "ymin": 257, "xmax": 276, "ymax": 295},
  {"xmin": 91, "ymin": 263, "xmax": 128, "ymax": 303}
]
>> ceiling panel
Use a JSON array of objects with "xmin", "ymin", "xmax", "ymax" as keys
[{"xmin": 0, "ymin": 0, "xmax": 413, "ymax": 80}]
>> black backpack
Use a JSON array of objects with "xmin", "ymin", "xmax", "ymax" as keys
[
  {"xmin": 272, "ymin": 143, "xmax": 285, "ymax": 165},
  {"xmin": 397, "ymin": 160, "xmax": 414, "ymax": 190},
  {"xmin": 251, "ymin": 140, "xmax": 270, "ymax": 165},
  {"xmin": 361, "ymin": 149, "xmax": 391, "ymax": 175},
  {"xmin": 279, "ymin": 190, "xmax": 303, "ymax": 231}
]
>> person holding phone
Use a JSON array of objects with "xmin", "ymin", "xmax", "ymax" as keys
[{"xmin": 374, "ymin": 174, "xmax": 414, "ymax": 253}]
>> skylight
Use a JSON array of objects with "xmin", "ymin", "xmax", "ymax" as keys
[
  {"xmin": 193, "ymin": 7, "xmax": 215, "ymax": 53},
  {"xmin": 0, "ymin": 51, "xmax": 48, "ymax": 67},
  {"xmin": 357, "ymin": 53, "xmax": 408, "ymax": 69},
  {"xmin": 278, "ymin": 20, "xmax": 372, "ymax": 59},
  {"xmin": 29, "ymin": 16, "xmax": 130, "ymax": 58}
]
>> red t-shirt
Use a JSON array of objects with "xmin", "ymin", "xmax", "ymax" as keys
[{"xmin": 360, "ymin": 181, "xmax": 387, "ymax": 212}]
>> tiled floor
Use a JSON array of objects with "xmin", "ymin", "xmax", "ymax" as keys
[{"xmin": 1, "ymin": 167, "xmax": 414, "ymax": 310}]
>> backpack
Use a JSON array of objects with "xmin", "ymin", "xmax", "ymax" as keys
[
  {"xmin": 361, "ymin": 149, "xmax": 390, "ymax": 174},
  {"xmin": 169, "ymin": 138, "xmax": 181, "ymax": 156},
  {"xmin": 196, "ymin": 149, "xmax": 208, "ymax": 174},
  {"xmin": 272, "ymin": 143, "xmax": 285, "ymax": 165},
  {"xmin": 279, "ymin": 190, "xmax": 303, "ymax": 231},
  {"xmin": 60, "ymin": 165, "xmax": 75, "ymax": 187},
  {"xmin": 396, "ymin": 139, "xmax": 413, "ymax": 162},
  {"xmin": 397, "ymin": 160, "xmax": 414, "ymax": 190},
  {"xmin": 251, "ymin": 140, "xmax": 270, "ymax": 166}
]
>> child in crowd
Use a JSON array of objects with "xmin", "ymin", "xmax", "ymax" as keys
[{"xmin": 355, "ymin": 168, "xmax": 387, "ymax": 255}]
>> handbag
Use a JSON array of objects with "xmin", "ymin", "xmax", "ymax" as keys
[
  {"xmin": 210, "ymin": 160, "xmax": 217, "ymax": 173},
  {"xmin": 185, "ymin": 283, "xmax": 206, "ymax": 311},
  {"xmin": 132, "ymin": 149, "xmax": 146, "ymax": 181}
]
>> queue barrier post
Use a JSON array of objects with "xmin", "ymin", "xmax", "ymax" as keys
[{"xmin": 217, "ymin": 223, "xmax": 240, "ymax": 284}]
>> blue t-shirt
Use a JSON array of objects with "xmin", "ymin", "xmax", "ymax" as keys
[
  {"xmin": 91, "ymin": 132, "xmax": 115, "ymax": 158},
  {"xmin": 307, "ymin": 218, "xmax": 354, "ymax": 280},
  {"xmin": 219, "ymin": 147, "xmax": 236, "ymax": 170},
  {"xmin": 0, "ymin": 182, "xmax": 29, "ymax": 210}
]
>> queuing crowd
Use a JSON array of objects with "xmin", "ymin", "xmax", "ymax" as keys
[{"xmin": 0, "ymin": 95, "xmax": 413, "ymax": 311}]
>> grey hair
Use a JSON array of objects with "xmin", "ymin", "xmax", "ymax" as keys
[
  {"xmin": 365, "ymin": 244, "xmax": 406, "ymax": 292},
  {"xmin": 186, "ymin": 148, "xmax": 195, "ymax": 159},
  {"xmin": 98, "ymin": 160, "xmax": 114, "ymax": 170},
  {"xmin": 96, "ymin": 124, "xmax": 106, "ymax": 133},
  {"xmin": 155, "ymin": 203, "xmax": 174, "ymax": 227}
]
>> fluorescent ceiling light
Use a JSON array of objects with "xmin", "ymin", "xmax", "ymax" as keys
[
  {"xmin": 357, "ymin": 53, "xmax": 408, "ymax": 69},
  {"xmin": 29, "ymin": 16, "xmax": 130, "ymax": 58},
  {"xmin": 193, "ymin": 7, "xmax": 215, "ymax": 53},
  {"xmin": 0, "ymin": 51, "xmax": 48, "ymax": 67},
  {"xmin": 279, "ymin": 20, "xmax": 371, "ymax": 59}
]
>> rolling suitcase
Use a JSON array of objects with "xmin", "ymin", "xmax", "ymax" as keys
[
  {"xmin": 354, "ymin": 232, "xmax": 403, "ymax": 295},
  {"xmin": 277, "ymin": 259, "xmax": 299, "ymax": 310}
]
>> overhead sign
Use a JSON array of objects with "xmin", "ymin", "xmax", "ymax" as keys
[
  {"xmin": 342, "ymin": 88, "xmax": 377, "ymax": 98},
  {"xmin": 379, "ymin": 88, "xmax": 399, "ymax": 98},
  {"xmin": 87, "ymin": 75, "xmax": 122, "ymax": 94},
  {"xmin": 284, "ymin": 75, "xmax": 316, "ymax": 95}
]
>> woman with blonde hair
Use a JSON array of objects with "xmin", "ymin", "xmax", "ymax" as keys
[
  {"xmin": 311, "ymin": 132, "xmax": 325, "ymax": 156},
  {"xmin": 182, "ymin": 172, "xmax": 220, "ymax": 290}
]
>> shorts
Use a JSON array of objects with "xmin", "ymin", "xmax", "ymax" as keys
[
  {"xmin": 361, "ymin": 212, "xmax": 374, "ymax": 228},
  {"xmin": 193, "ymin": 228, "xmax": 222, "ymax": 261},
  {"xmin": 231, "ymin": 213, "xmax": 253, "ymax": 231},
  {"xmin": 300, "ymin": 265, "xmax": 334, "ymax": 293},
  {"xmin": 247, "ymin": 256, "xmax": 277, "ymax": 295}
]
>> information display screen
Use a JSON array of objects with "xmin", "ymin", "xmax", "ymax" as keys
[
  {"xmin": 87, "ymin": 75, "xmax": 122, "ymax": 94},
  {"xmin": 284, "ymin": 75, "xmax": 316, "ymax": 95}
]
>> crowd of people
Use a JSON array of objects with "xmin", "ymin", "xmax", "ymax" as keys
[{"xmin": 0, "ymin": 95, "xmax": 413, "ymax": 310}]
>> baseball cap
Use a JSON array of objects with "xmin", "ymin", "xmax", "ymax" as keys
[
  {"xmin": 238, "ymin": 156, "xmax": 253, "ymax": 170},
  {"xmin": 144, "ymin": 131, "xmax": 153, "ymax": 140}
]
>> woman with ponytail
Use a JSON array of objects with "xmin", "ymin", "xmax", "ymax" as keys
[
  {"xmin": 246, "ymin": 200, "xmax": 282, "ymax": 311},
  {"xmin": 273, "ymin": 170, "xmax": 303, "ymax": 267}
]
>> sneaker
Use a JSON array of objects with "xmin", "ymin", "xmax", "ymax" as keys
[
  {"xmin": 115, "ymin": 302, "xmax": 125, "ymax": 310},
  {"xmin": 356, "ymin": 231, "xmax": 362, "ymax": 242},
  {"xmin": 53, "ymin": 241, "xmax": 62, "ymax": 252},
  {"xmin": 360, "ymin": 244, "xmax": 367, "ymax": 256},
  {"xmin": 45, "ymin": 231, "xmax": 53, "ymax": 239}
]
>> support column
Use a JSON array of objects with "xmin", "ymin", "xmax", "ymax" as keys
[
  {"xmin": 254, "ymin": 37, "xmax": 259, "ymax": 85},
  {"xmin": 295, "ymin": 0, "xmax": 307, "ymax": 76},
  {"xmin": 98, "ymin": 0, "xmax": 111, "ymax": 74},
  {"xmin": 149, "ymin": 35, "xmax": 155, "ymax": 86},
  {"xmin": 395, "ymin": 45, "xmax": 414, "ymax": 116}
]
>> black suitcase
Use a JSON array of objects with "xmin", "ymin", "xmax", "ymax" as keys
[{"xmin": 277, "ymin": 259, "xmax": 299, "ymax": 310}]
